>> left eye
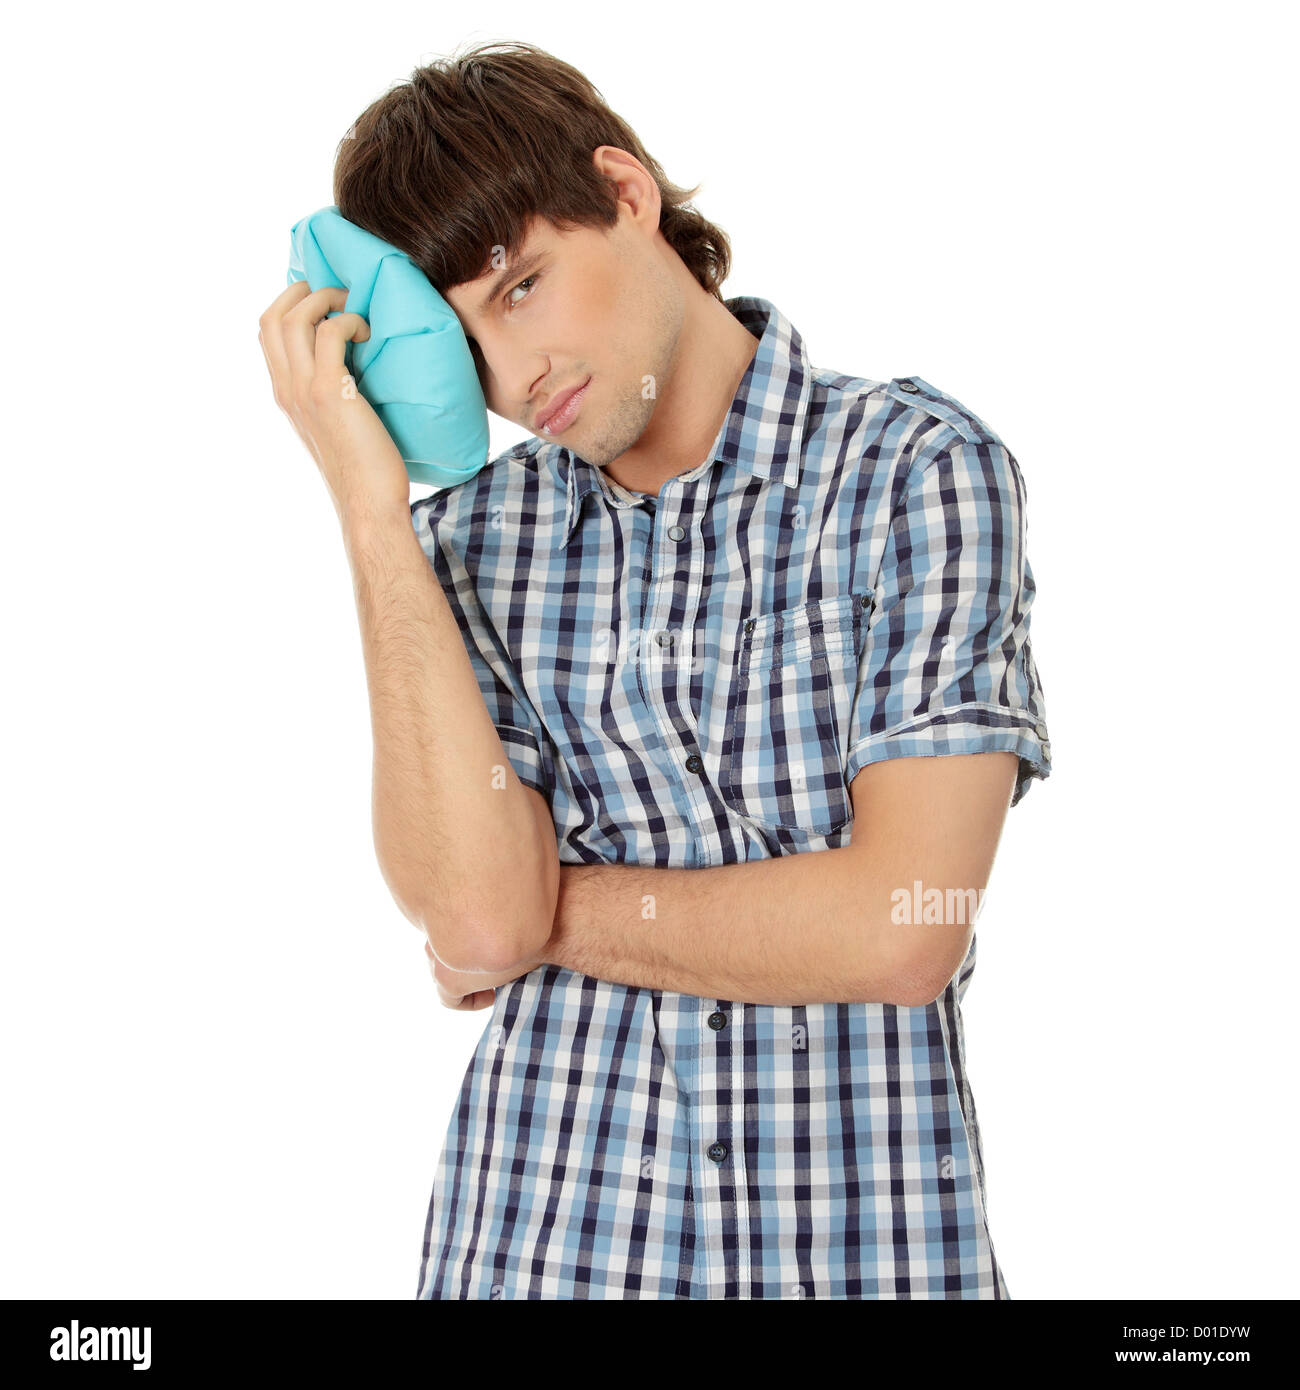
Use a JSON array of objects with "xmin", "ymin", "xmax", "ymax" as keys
[{"xmin": 507, "ymin": 275, "xmax": 537, "ymax": 307}]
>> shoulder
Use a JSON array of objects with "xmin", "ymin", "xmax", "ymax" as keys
[
  {"xmin": 409, "ymin": 435, "xmax": 557, "ymax": 536},
  {"xmin": 809, "ymin": 366, "xmax": 1011, "ymax": 459},
  {"xmin": 874, "ymin": 375, "xmax": 1007, "ymax": 449},
  {"xmin": 869, "ymin": 375, "xmax": 1021, "ymax": 497},
  {"xmin": 808, "ymin": 368, "xmax": 1021, "ymax": 510}
]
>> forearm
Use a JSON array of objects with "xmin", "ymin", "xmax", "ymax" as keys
[
  {"xmin": 339, "ymin": 500, "xmax": 557, "ymax": 972},
  {"xmin": 540, "ymin": 847, "xmax": 914, "ymax": 1006}
]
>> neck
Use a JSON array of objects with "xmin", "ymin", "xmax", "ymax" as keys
[{"xmin": 601, "ymin": 287, "xmax": 760, "ymax": 496}]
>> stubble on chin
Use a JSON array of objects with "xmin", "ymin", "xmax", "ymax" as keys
[
  {"xmin": 581, "ymin": 279, "xmax": 681, "ymax": 470},
  {"xmin": 580, "ymin": 385, "xmax": 658, "ymax": 469}
]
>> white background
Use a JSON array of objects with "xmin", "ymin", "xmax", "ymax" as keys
[{"xmin": 2, "ymin": 0, "xmax": 1295, "ymax": 1299}]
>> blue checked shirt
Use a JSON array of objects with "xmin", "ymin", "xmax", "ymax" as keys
[{"xmin": 409, "ymin": 297, "xmax": 1051, "ymax": 1299}]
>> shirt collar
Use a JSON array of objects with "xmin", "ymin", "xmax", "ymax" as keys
[{"xmin": 551, "ymin": 296, "xmax": 812, "ymax": 551}]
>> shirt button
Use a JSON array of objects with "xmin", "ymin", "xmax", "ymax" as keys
[
  {"xmin": 898, "ymin": 379, "xmax": 920, "ymax": 393},
  {"xmin": 744, "ymin": 618, "xmax": 756, "ymax": 634},
  {"xmin": 685, "ymin": 754, "xmax": 704, "ymax": 774},
  {"xmin": 667, "ymin": 524, "xmax": 685, "ymax": 541},
  {"xmin": 655, "ymin": 630, "xmax": 674, "ymax": 646},
  {"xmin": 707, "ymin": 1141, "xmax": 729, "ymax": 1163},
  {"xmin": 707, "ymin": 1010, "xmax": 727, "ymax": 1030}
]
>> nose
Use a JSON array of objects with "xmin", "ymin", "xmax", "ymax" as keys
[{"xmin": 473, "ymin": 337, "xmax": 548, "ymax": 424}]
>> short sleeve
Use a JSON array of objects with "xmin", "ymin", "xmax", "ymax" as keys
[
  {"xmin": 409, "ymin": 498, "xmax": 550, "ymax": 798},
  {"xmin": 845, "ymin": 436, "xmax": 1052, "ymax": 807}
]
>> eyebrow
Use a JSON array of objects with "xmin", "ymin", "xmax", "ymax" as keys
[{"xmin": 476, "ymin": 250, "xmax": 546, "ymax": 319}]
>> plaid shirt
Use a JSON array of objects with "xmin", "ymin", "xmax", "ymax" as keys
[{"xmin": 409, "ymin": 297, "xmax": 1051, "ymax": 1299}]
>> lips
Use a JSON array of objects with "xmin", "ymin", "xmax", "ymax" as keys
[{"xmin": 537, "ymin": 377, "xmax": 591, "ymax": 436}]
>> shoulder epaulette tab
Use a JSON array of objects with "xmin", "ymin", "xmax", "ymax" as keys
[{"xmin": 883, "ymin": 375, "xmax": 1003, "ymax": 446}]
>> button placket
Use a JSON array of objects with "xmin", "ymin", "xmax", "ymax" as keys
[
  {"xmin": 635, "ymin": 487, "xmax": 717, "ymax": 865},
  {"xmin": 689, "ymin": 1052, "xmax": 728, "ymax": 1298}
]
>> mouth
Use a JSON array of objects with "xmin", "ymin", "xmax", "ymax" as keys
[{"xmin": 537, "ymin": 376, "xmax": 592, "ymax": 436}]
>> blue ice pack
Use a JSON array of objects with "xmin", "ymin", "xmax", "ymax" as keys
[{"xmin": 287, "ymin": 206, "xmax": 490, "ymax": 489}]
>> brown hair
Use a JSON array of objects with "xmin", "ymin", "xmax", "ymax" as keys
[{"xmin": 332, "ymin": 40, "xmax": 732, "ymax": 301}]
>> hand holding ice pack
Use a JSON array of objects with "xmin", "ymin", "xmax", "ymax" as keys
[{"xmin": 287, "ymin": 206, "xmax": 490, "ymax": 489}]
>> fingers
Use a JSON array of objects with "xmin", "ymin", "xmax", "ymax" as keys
[
  {"xmin": 314, "ymin": 312, "xmax": 371, "ymax": 397},
  {"xmin": 425, "ymin": 938, "xmax": 495, "ymax": 1011},
  {"xmin": 433, "ymin": 974, "xmax": 494, "ymax": 1010},
  {"xmin": 257, "ymin": 281, "xmax": 313, "ymax": 409},
  {"xmin": 438, "ymin": 985, "xmax": 495, "ymax": 1011},
  {"xmin": 281, "ymin": 285, "xmax": 350, "ymax": 389},
  {"xmin": 257, "ymin": 283, "xmax": 352, "ymax": 415}
]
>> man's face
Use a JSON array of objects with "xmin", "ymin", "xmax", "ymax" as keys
[{"xmin": 443, "ymin": 209, "xmax": 683, "ymax": 469}]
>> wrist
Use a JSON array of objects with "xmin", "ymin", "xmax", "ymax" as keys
[{"xmin": 540, "ymin": 865, "xmax": 588, "ymax": 971}]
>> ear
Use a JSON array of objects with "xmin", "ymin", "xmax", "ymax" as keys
[{"xmin": 591, "ymin": 145, "xmax": 661, "ymax": 232}]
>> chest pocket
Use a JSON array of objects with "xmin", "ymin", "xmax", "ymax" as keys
[{"xmin": 718, "ymin": 590, "xmax": 874, "ymax": 834}]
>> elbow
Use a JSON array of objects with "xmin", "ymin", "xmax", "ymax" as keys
[
  {"xmin": 463, "ymin": 846, "xmax": 559, "ymax": 973},
  {"xmin": 381, "ymin": 840, "xmax": 558, "ymax": 975},
  {"xmin": 422, "ymin": 903, "xmax": 554, "ymax": 976},
  {"xmin": 877, "ymin": 931, "xmax": 973, "ymax": 1008},
  {"xmin": 884, "ymin": 974, "xmax": 949, "ymax": 1009}
]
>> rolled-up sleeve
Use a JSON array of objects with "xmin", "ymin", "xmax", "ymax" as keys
[
  {"xmin": 410, "ymin": 497, "xmax": 550, "ymax": 798},
  {"xmin": 845, "ymin": 435, "xmax": 1052, "ymax": 807}
]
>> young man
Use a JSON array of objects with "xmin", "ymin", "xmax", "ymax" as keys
[{"xmin": 258, "ymin": 41, "xmax": 1052, "ymax": 1300}]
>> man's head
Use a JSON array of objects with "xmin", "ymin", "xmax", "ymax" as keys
[{"xmin": 333, "ymin": 41, "xmax": 732, "ymax": 468}]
